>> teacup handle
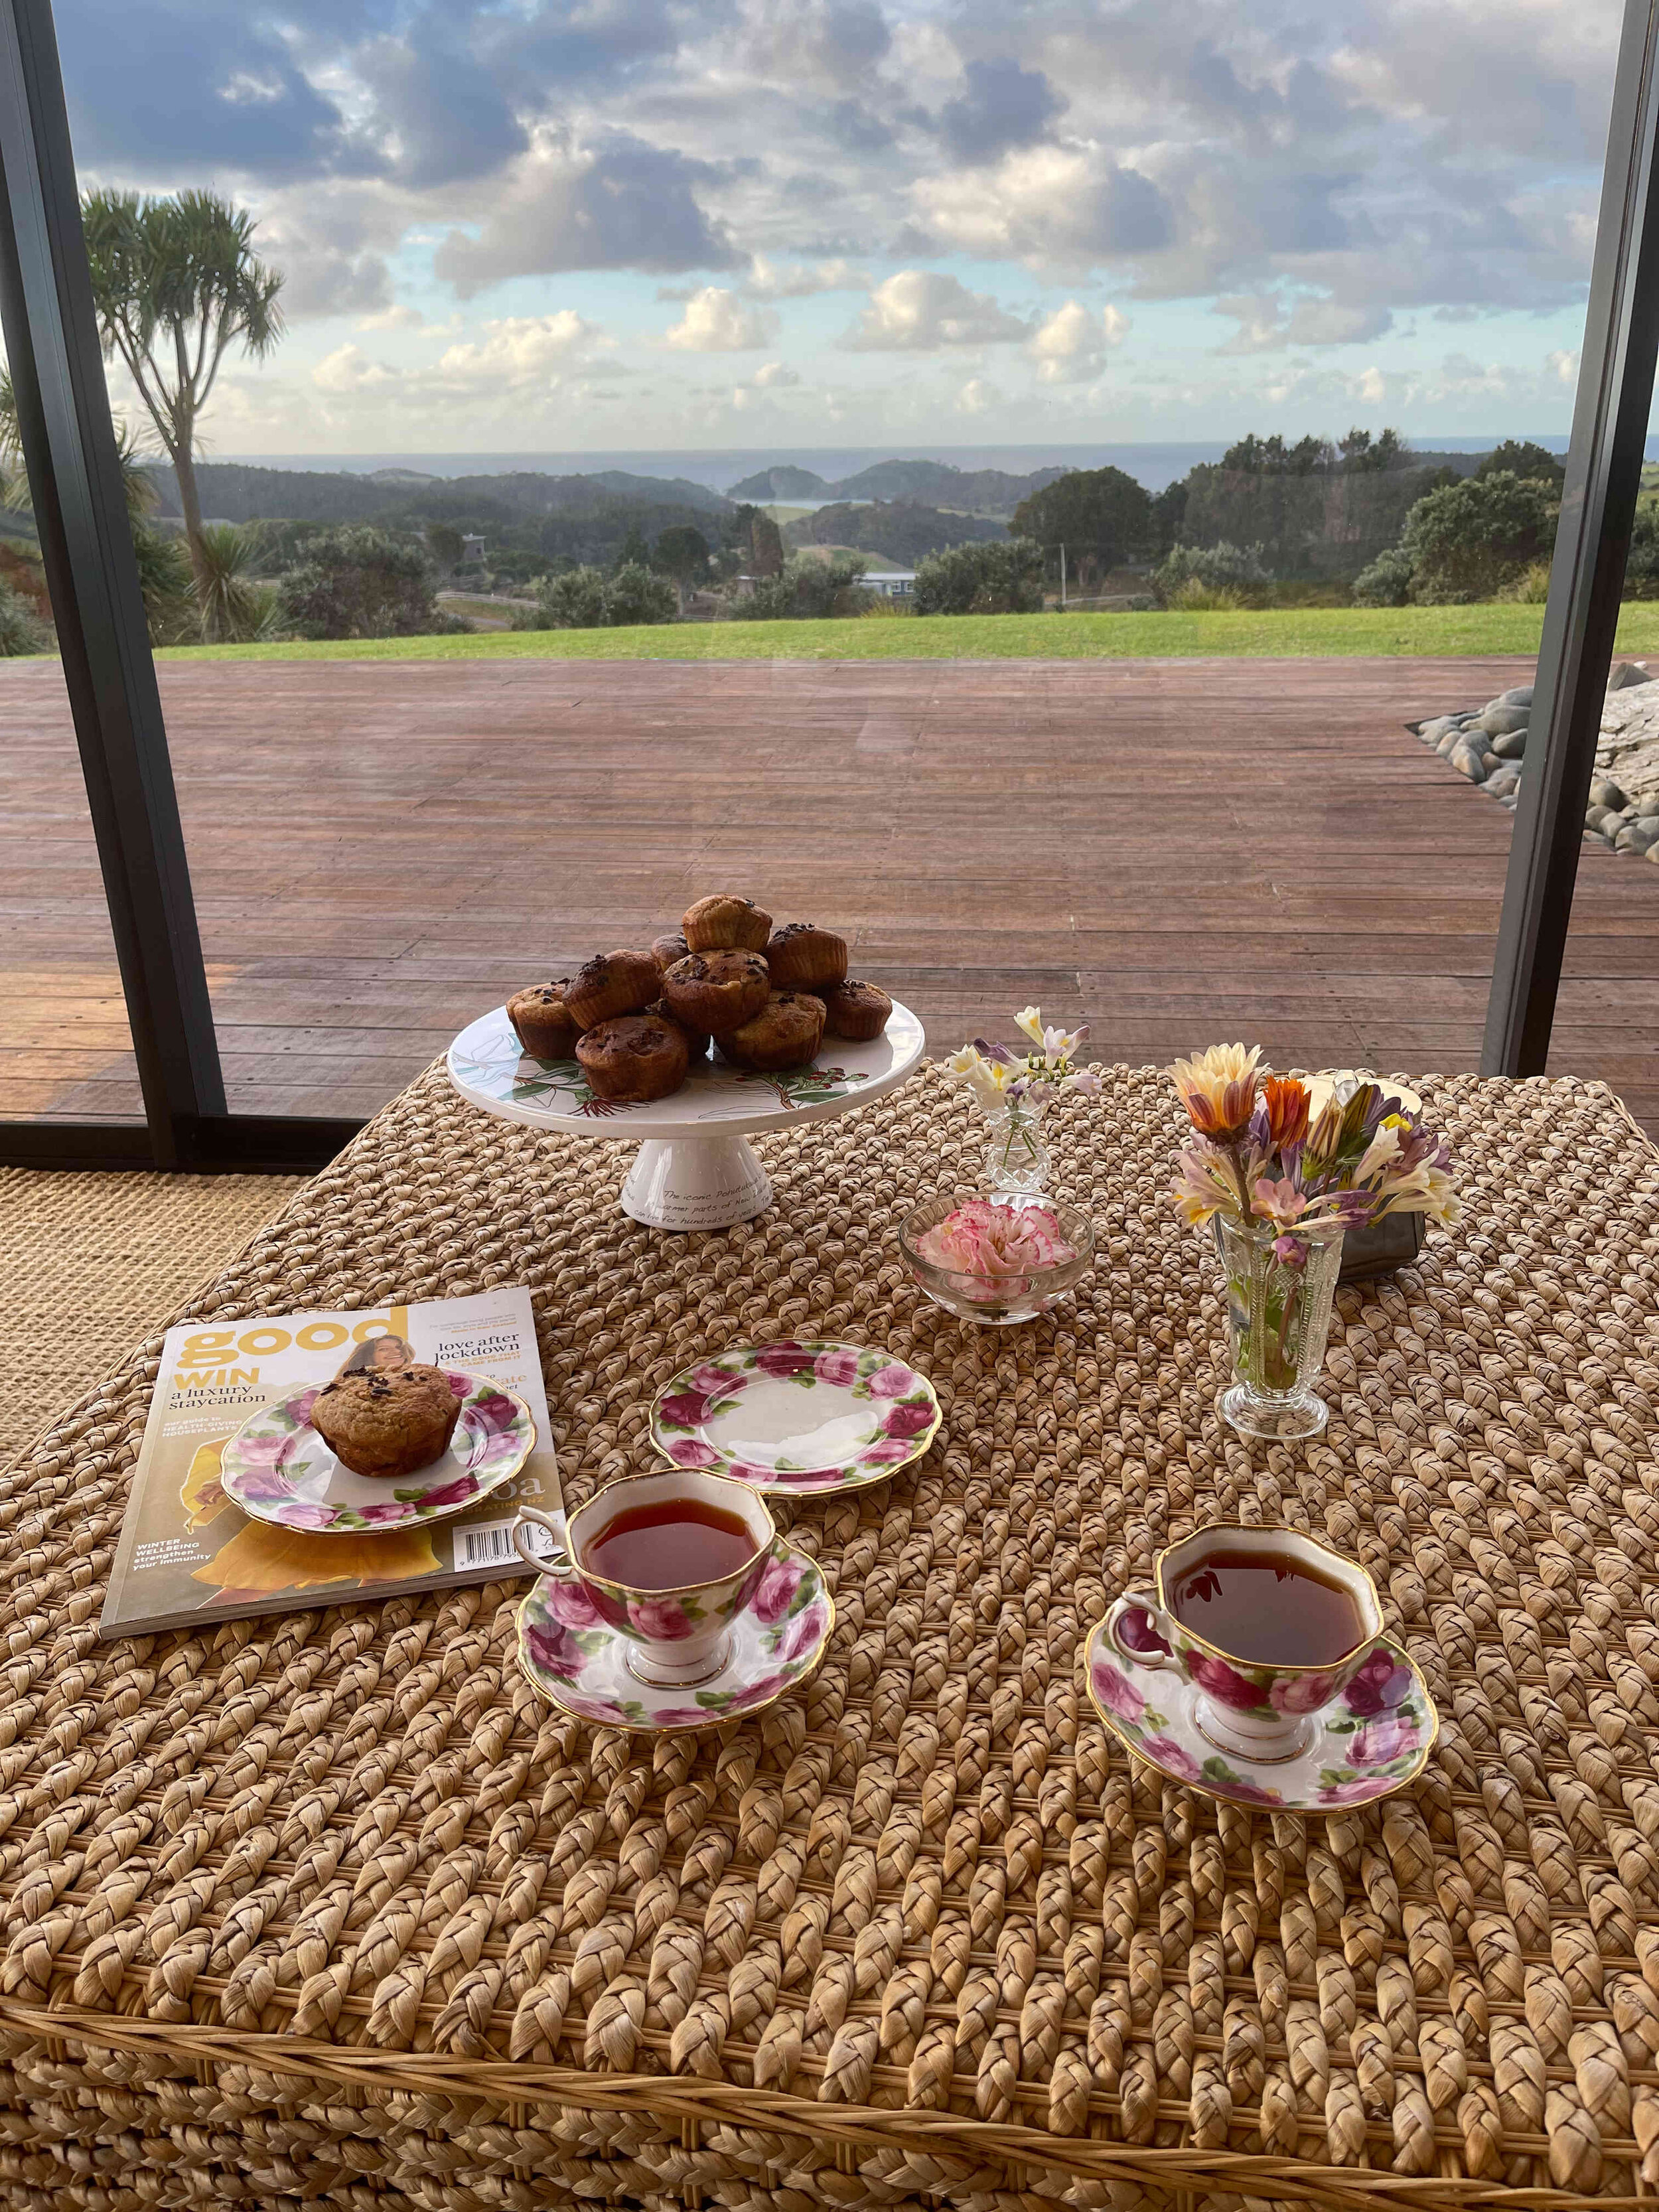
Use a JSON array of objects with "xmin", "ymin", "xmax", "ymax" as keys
[
  {"xmin": 1105, "ymin": 1589, "xmax": 1181, "ymax": 1672},
  {"xmin": 512, "ymin": 1505, "xmax": 574, "ymax": 1577}
]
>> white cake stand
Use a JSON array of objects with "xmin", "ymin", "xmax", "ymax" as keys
[{"xmin": 447, "ymin": 1001, "xmax": 926, "ymax": 1230}]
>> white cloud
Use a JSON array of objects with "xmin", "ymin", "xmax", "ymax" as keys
[
  {"xmin": 956, "ymin": 376, "xmax": 1000, "ymax": 415},
  {"xmin": 1216, "ymin": 293, "xmax": 1394, "ymax": 352},
  {"xmin": 312, "ymin": 313, "xmax": 610, "ymax": 405},
  {"xmin": 915, "ymin": 145, "xmax": 1173, "ymax": 273},
  {"xmin": 357, "ymin": 303, "xmax": 424, "ymax": 332},
  {"xmin": 745, "ymin": 254, "xmax": 869, "ymax": 298},
  {"xmin": 843, "ymin": 269, "xmax": 1028, "ymax": 350},
  {"xmin": 1029, "ymin": 299, "xmax": 1129, "ymax": 383},
  {"xmin": 753, "ymin": 360, "xmax": 801, "ymax": 386},
  {"xmin": 665, "ymin": 287, "xmax": 780, "ymax": 350}
]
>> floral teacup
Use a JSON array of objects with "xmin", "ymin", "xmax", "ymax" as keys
[
  {"xmin": 513, "ymin": 1467, "xmax": 774, "ymax": 1689},
  {"xmin": 1103, "ymin": 1522, "xmax": 1384, "ymax": 1763}
]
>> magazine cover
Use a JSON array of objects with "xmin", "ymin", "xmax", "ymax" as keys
[{"xmin": 100, "ymin": 1286, "xmax": 559, "ymax": 1637}]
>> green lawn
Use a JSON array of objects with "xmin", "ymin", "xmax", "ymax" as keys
[{"xmin": 117, "ymin": 599, "xmax": 1659, "ymax": 666}]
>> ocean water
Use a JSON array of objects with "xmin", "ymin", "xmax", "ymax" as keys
[{"xmin": 214, "ymin": 436, "xmax": 1578, "ymax": 498}]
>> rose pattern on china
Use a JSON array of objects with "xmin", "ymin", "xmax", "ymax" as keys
[
  {"xmin": 757, "ymin": 1343, "xmax": 816, "ymax": 1380},
  {"xmin": 813, "ymin": 1347, "xmax": 860, "ymax": 1387},
  {"xmin": 412, "ymin": 1473, "xmax": 478, "ymax": 1512},
  {"xmin": 1269, "ymin": 1668, "xmax": 1343, "ymax": 1715},
  {"xmin": 883, "ymin": 1399, "xmax": 935, "ymax": 1439},
  {"xmin": 650, "ymin": 1343, "xmax": 939, "ymax": 1493},
  {"xmin": 1090, "ymin": 1660, "xmax": 1145, "ymax": 1724},
  {"xmin": 688, "ymin": 1361, "xmax": 739, "ymax": 1398},
  {"xmin": 545, "ymin": 1578, "xmax": 606, "ymax": 1631},
  {"xmin": 627, "ymin": 1596, "xmax": 697, "ymax": 1643},
  {"xmin": 751, "ymin": 1553, "xmax": 806, "ymax": 1625},
  {"xmin": 666, "ymin": 1438, "xmax": 720, "ymax": 1470},
  {"xmin": 1348, "ymin": 1713, "xmax": 1420, "ymax": 1767},
  {"xmin": 525, "ymin": 1621, "xmax": 585, "ymax": 1681},
  {"xmin": 1137, "ymin": 1734, "xmax": 1203, "ymax": 1781},
  {"xmin": 859, "ymin": 1441, "xmax": 914, "ymax": 1465},
  {"xmin": 1185, "ymin": 1651, "xmax": 1273, "ymax": 1712},
  {"xmin": 866, "ymin": 1363, "xmax": 914, "ymax": 1398},
  {"xmin": 1343, "ymin": 1646, "xmax": 1413, "ymax": 1716}
]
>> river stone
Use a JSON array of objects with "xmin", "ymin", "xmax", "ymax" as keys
[
  {"xmin": 1636, "ymin": 816, "xmax": 1659, "ymax": 835},
  {"xmin": 1591, "ymin": 778, "xmax": 1629, "ymax": 810},
  {"xmin": 1437, "ymin": 729, "xmax": 1465, "ymax": 757},
  {"xmin": 1494, "ymin": 686, "xmax": 1534, "ymax": 707},
  {"xmin": 1492, "ymin": 727, "xmax": 1528, "ymax": 759},
  {"xmin": 1478, "ymin": 704, "xmax": 1531, "ymax": 737},
  {"xmin": 1451, "ymin": 743, "xmax": 1486, "ymax": 782},
  {"xmin": 1585, "ymin": 805, "xmax": 1613, "ymax": 830},
  {"xmin": 1418, "ymin": 715, "xmax": 1461, "ymax": 744},
  {"xmin": 1486, "ymin": 765, "xmax": 1521, "ymax": 798},
  {"xmin": 1617, "ymin": 823, "xmax": 1656, "ymax": 851}
]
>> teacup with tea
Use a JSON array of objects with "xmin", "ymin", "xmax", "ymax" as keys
[
  {"xmin": 514, "ymin": 1467, "xmax": 774, "ymax": 1688},
  {"xmin": 1105, "ymin": 1522, "xmax": 1383, "ymax": 1761}
]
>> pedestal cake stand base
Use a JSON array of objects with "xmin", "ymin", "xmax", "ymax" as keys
[{"xmin": 620, "ymin": 1136, "xmax": 773, "ymax": 1231}]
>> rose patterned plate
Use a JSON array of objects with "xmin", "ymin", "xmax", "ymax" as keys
[
  {"xmin": 516, "ymin": 1541, "xmax": 833, "ymax": 1732},
  {"xmin": 219, "ymin": 1370, "xmax": 535, "ymax": 1535},
  {"xmin": 1084, "ymin": 1612, "xmax": 1439, "ymax": 1810},
  {"xmin": 649, "ymin": 1341, "xmax": 942, "ymax": 1494}
]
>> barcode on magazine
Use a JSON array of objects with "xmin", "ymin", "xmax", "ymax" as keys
[{"xmin": 457, "ymin": 1518, "xmax": 554, "ymax": 1570}]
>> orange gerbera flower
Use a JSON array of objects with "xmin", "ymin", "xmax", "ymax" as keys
[{"xmin": 1262, "ymin": 1075, "xmax": 1311, "ymax": 1150}]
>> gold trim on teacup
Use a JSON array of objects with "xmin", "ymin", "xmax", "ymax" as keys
[
  {"xmin": 1151, "ymin": 1518, "xmax": 1387, "ymax": 1673},
  {"xmin": 566, "ymin": 1466, "xmax": 776, "ymax": 1598}
]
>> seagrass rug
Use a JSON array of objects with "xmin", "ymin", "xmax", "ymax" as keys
[{"xmin": 0, "ymin": 1167, "xmax": 301, "ymax": 1467}]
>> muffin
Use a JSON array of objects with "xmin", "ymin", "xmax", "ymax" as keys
[
  {"xmin": 683, "ymin": 893, "xmax": 771, "ymax": 954},
  {"xmin": 651, "ymin": 931, "xmax": 691, "ymax": 974},
  {"xmin": 662, "ymin": 950, "xmax": 770, "ymax": 1037},
  {"xmin": 822, "ymin": 979, "xmax": 892, "ymax": 1041},
  {"xmin": 717, "ymin": 989, "xmax": 826, "ymax": 1072},
  {"xmin": 576, "ymin": 1011, "xmax": 690, "ymax": 1101},
  {"xmin": 506, "ymin": 981, "xmax": 580, "ymax": 1059},
  {"xmin": 311, "ymin": 1364, "xmax": 461, "ymax": 1479},
  {"xmin": 564, "ymin": 950, "xmax": 661, "ymax": 1029},
  {"xmin": 765, "ymin": 923, "xmax": 848, "ymax": 994},
  {"xmin": 649, "ymin": 999, "xmax": 710, "ymax": 1061}
]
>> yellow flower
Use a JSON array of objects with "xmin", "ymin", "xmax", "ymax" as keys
[{"xmin": 1168, "ymin": 1043, "xmax": 1262, "ymax": 1141}]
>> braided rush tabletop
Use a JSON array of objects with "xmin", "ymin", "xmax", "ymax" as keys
[{"xmin": 1, "ymin": 1063, "xmax": 1658, "ymax": 2212}]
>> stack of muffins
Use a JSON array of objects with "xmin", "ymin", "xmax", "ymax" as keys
[{"xmin": 506, "ymin": 895, "xmax": 893, "ymax": 1102}]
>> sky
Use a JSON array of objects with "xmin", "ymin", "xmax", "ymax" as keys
[{"xmin": 52, "ymin": 0, "xmax": 1625, "ymax": 457}]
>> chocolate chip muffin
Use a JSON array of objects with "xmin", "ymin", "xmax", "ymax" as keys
[
  {"xmin": 717, "ymin": 988, "xmax": 826, "ymax": 1072},
  {"xmin": 683, "ymin": 893, "xmax": 772, "ymax": 953},
  {"xmin": 662, "ymin": 950, "xmax": 771, "ymax": 1037},
  {"xmin": 648, "ymin": 997, "xmax": 711, "ymax": 1061},
  {"xmin": 765, "ymin": 922, "xmax": 848, "ymax": 993},
  {"xmin": 575, "ymin": 1011, "xmax": 690, "ymax": 1101},
  {"xmin": 506, "ymin": 980, "xmax": 581, "ymax": 1059},
  {"xmin": 822, "ymin": 979, "xmax": 892, "ymax": 1041},
  {"xmin": 311, "ymin": 1364, "xmax": 462, "ymax": 1479},
  {"xmin": 651, "ymin": 931, "xmax": 691, "ymax": 974},
  {"xmin": 563, "ymin": 950, "xmax": 661, "ymax": 1029}
]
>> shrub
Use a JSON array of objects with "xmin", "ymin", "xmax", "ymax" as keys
[
  {"xmin": 1505, "ymin": 561, "xmax": 1553, "ymax": 604},
  {"xmin": 130, "ymin": 521, "xmax": 195, "ymax": 644},
  {"xmin": 0, "ymin": 575, "xmax": 46, "ymax": 656},
  {"xmin": 1164, "ymin": 579, "xmax": 1246, "ymax": 612},
  {"xmin": 194, "ymin": 522, "xmax": 272, "ymax": 643},
  {"xmin": 276, "ymin": 526, "xmax": 441, "ymax": 640},
  {"xmin": 1350, "ymin": 545, "xmax": 1416, "ymax": 607},
  {"xmin": 1154, "ymin": 540, "xmax": 1270, "ymax": 603},
  {"xmin": 514, "ymin": 562, "xmax": 677, "ymax": 629},
  {"xmin": 1623, "ymin": 506, "xmax": 1659, "ymax": 600},
  {"xmin": 603, "ymin": 561, "xmax": 678, "ymax": 627},
  {"xmin": 1398, "ymin": 471, "xmax": 1556, "ymax": 604},
  {"xmin": 733, "ymin": 552, "xmax": 872, "ymax": 621},
  {"xmin": 911, "ymin": 539, "xmax": 1043, "ymax": 617}
]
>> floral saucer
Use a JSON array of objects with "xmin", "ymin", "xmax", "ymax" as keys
[
  {"xmin": 1084, "ymin": 1614, "xmax": 1438, "ymax": 1809},
  {"xmin": 516, "ymin": 1541, "xmax": 833, "ymax": 1731},
  {"xmin": 219, "ymin": 1370, "xmax": 535, "ymax": 1535},
  {"xmin": 650, "ymin": 1341, "xmax": 941, "ymax": 1494}
]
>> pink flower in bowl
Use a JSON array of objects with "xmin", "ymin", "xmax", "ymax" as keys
[{"xmin": 916, "ymin": 1199, "xmax": 1076, "ymax": 1283}]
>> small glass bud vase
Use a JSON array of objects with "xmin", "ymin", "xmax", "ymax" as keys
[
  {"xmin": 985, "ymin": 1099, "xmax": 1049, "ymax": 1192},
  {"xmin": 1214, "ymin": 1215, "xmax": 1346, "ymax": 1441}
]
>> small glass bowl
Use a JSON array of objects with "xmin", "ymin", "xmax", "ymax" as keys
[{"xmin": 899, "ymin": 1191, "xmax": 1095, "ymax": 1327}]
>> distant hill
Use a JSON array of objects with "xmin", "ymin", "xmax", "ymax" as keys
[
  {"xmin": 828, "ymin": 459, "xmax": 1066, "ymax": 514},
  {"xmin": 727, "ymin": 465, "xmax": 831, "ymax": 500},
  {"xmin": 786, "ymin": 500, "xmax": 1007, "ymax": 565},
  {"xmin": 141, "ymin": 462, "xmax": 735, "ymax": 528},
  {"xmin": 588, "ymin": 469, "xmax": 730, "ymax": 514}
]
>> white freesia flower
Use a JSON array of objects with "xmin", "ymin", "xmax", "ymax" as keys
[
  {"xmin": 946, "ymin": 1045, "xmax": 985, "ymax": 1077},
  {"xmin": 1043, "ymin": 1025, "xmax": 1084, "ymax": 1066},
  {"xmin": 1354, "ymin": 1123, "xmax": 1402, "ymax": 1184},
  {"xmin": 1013, "ymin": 1006, "xmax": 1046, "ymax": 1049}
]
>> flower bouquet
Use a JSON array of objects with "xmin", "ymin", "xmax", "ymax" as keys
[
  {"xmin": 944, "ymin": 1006, "xmax": 1099, "ymax": 1192},
  {"xmin": 1168, "ymin": 1047, "xmax": 1457, "ymax": 1439}
]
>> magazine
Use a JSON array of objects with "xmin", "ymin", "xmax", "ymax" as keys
[{"xmin": 100, "ymin": 1286, "xmax": 559, "ymax": 1637}]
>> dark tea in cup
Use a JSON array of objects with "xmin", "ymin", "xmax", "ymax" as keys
[
  {"xmin": 1168, "ymin": 1543, "xmax": 1364, "ymax": 1666},
  {"xmin": 583, "ymin": 1495, "xmax": 757, "ymax": 1589}
]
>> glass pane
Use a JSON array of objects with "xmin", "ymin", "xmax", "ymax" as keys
[
  {"xmin": 0, "ymin": 434, "xmax": 139, "ymax": 1122},
  {"xmin": 44, "ymin": 0, "xmax": 1620, "ymax": 1121}
]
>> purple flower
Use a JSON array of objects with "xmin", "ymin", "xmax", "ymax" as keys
[
  {"xmin": 1138, "ymin": 1733, "xmax": 1203, "ymax": 1781},
  {"xmin": 751, "ymin": 1555, "xmax": 806, "ymax": 1624},
  {"xmin": 417, "ymin": 1473, "xmax": 479, "ymax": 1512},
  {"xmin": 814, "ymin": 1348, "xmax": 861, "ymax": 1388},
  {"xmin": 1187, "ymin": 1652, "xmax": 1270, "ymax": 1713},
  {"xmin": 667, "ymin": 1438, "xmax": 719, "ymax": 1470},
  {"xmin": 659, "ymin": 1390, "xmax": 710, "ymax": 1428},
  {"xmin": 757, "ymin": 1343, "xmax": 815, "ymax": 1380},
  {"xmin": 526, "ymin": 1621, "xmax": 583, "ymax": 1681},
  {"xmin": 545, "ymin": 1578, "xmax": 605, "ymax": 1630},
  {"xmin": 883, "ymin": 1400, "xmax": 934, "ymax": 1440},
  {"xmin": 867, "ymin": 1363, "xmax": 914, "ymax": 1398},
  {"xmin": 1114, "ymin": 1605, "xmax": 1171, "ymax": 1660},
  {"xmin": 629, "ymin": 1596, "xmax": 693, "ymax": 1641},
  {"xmin": 1090, "ymin": 1660, "xmax": 1145, "ymax": 1724},
  {"xmin": 1343, "ymin": 1647, "xmax": 1411, "ymax": 1718}
]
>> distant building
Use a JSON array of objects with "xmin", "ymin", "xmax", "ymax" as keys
[
  {"xmin": 861, "ymin": 570, "xmax": 916, "ymax": 599},
  {"xmin": 460, "ymin": 534, "xmax": 486, "ymax": 564}
]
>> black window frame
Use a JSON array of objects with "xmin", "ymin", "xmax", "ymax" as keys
[{"xmin": 1, "ymin": 0, "xmax": 1656, "ymax": 1172}]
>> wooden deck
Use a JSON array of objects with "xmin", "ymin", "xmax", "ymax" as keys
[{"xmin": 4, "ymin": 652, "xmax": 1658, "ymax": 1132}]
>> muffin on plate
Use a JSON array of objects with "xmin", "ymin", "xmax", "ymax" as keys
[
  {"xmin": 576, "ymin": 1011, "xmax": 690, "ymax": 1101},
  {"xmin": 766, "ymin": 923, "xmax": 848, "ymax": 994},
  {"xmin": 662, "ymin": 950, "xmax": 770, "ymax": 1037},
  {"xmin": 717, "ymin": 989, "xmax": 826, "ymax": 1072},
  {"xmin": 507, "ymin": 981, "xmax": 580, "ymax": 1059},
  {"xmin": 684, "ymin": 893, "xmax": 771, "ymax": 953},
  {"xmin": 564, "ymin": 950, "xmax": 661, "ymax": 1029},
  {"xmin": 311, "ymin": 1364, "xmax": 462, "ymax": 1479},
  {"xmin": 651, "ymin": 931, "xmax": 691, "ymax": 974},
  {"xmin": 822, "ymin": 979, "xmax": 892, "ymax": 1041},
  {"xmin": 648, "ymin": 999, "xmax": 710, "ymax": 1061}
]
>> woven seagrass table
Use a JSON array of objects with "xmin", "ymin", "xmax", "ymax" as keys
[{"xmin": 2, "ymin": 1060, "xmax": 1659, "ymax": 2212}]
